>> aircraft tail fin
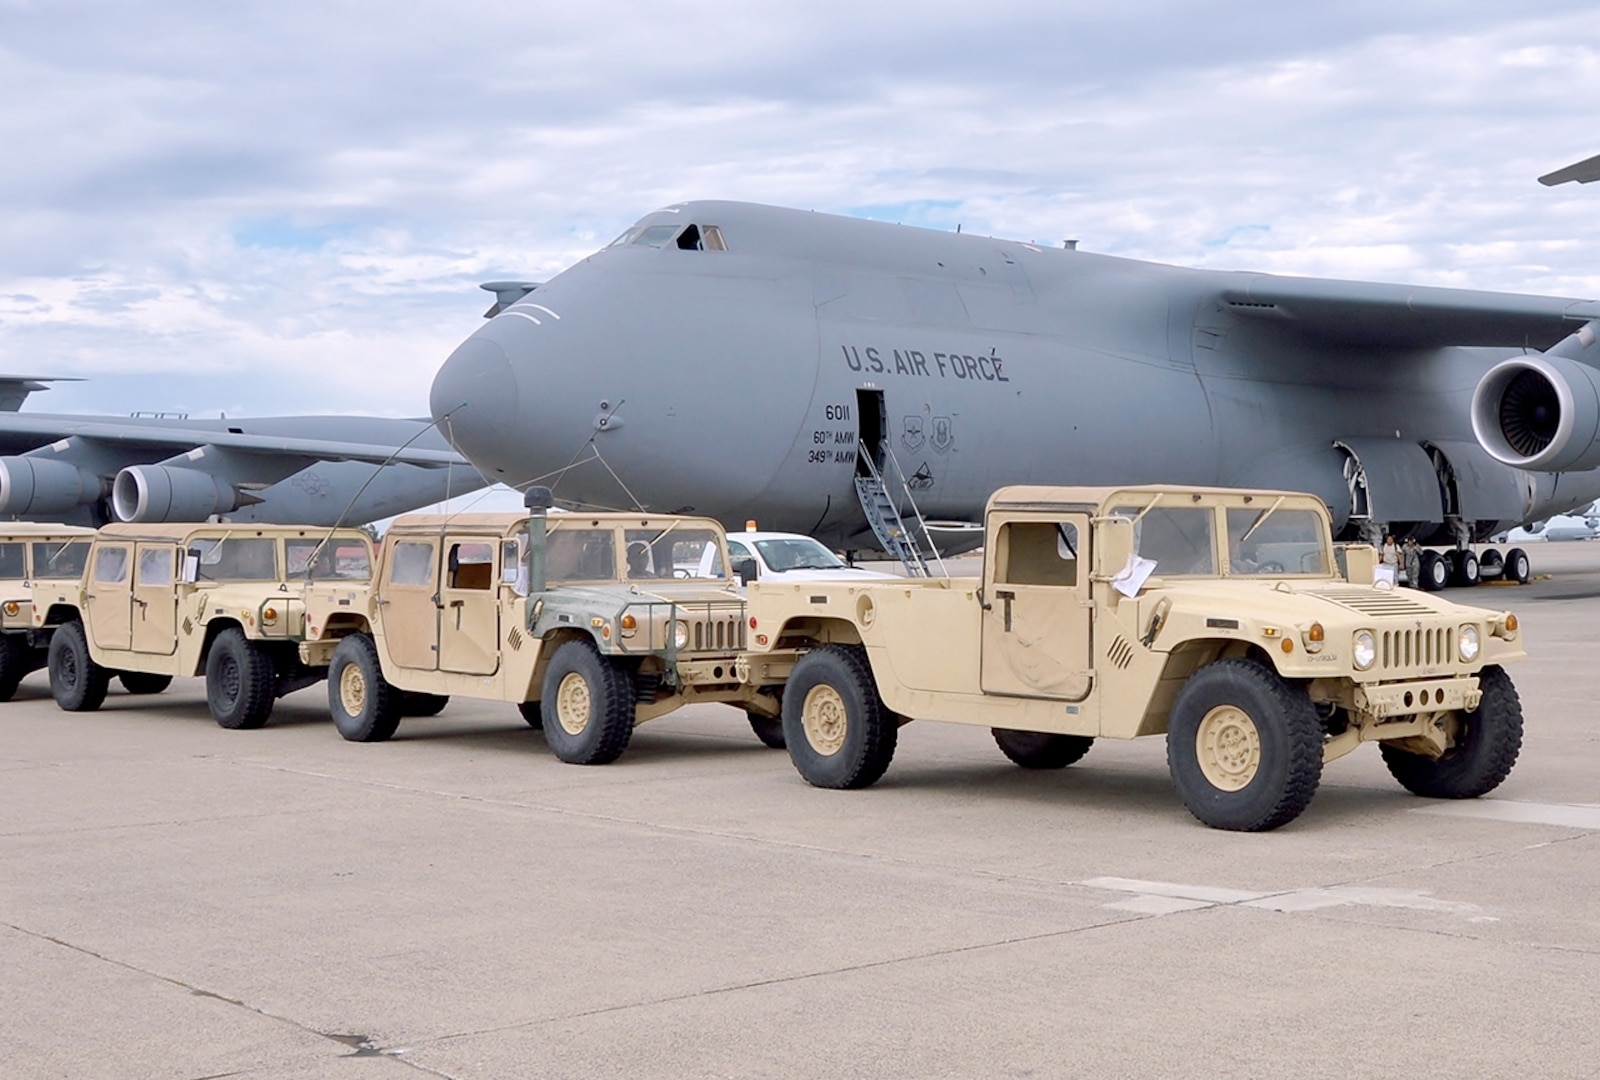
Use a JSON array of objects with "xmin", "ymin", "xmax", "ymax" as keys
[{"xmin": 0, "ymin": 375, "xmax": 83, "ymax": 412}]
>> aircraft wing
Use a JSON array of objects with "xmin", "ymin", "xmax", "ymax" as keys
[
  {"xmin": 1217, "ymin": 273, "xmax": 1600, "ymax": 349},
  {"xmin": 0, "ymin": 413, "xmax": 463, "ymax": 466}
]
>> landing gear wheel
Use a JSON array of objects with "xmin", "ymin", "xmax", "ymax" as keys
[
  {"xmin": 780, "ymin": 644, "xmax": 897, "ymax": 789},
  {"xmin": 1166, "ymin": 657, "xmax": 1324, "ymax": 831},
  {"xmin": 206, "ymin": 627, "xmax": 276, "ymax": 730},
  {"xmin": 539, "ymin": 639, "xmax": 636, "ymax": 765},
  {"xmin": 0, "ymin": 634, "xmax": 27, "ymax": 702},
  {"xmin": 991, "ymin": 727, "xmax": 1094, "ymax": 769},
  {"xmin": 399, "ymin": 691, "xmax": 449, "ymax": 717},
  {"xmin": 1380, "ymin": 665, "xmax": 1522, "ymax": 799},
  {"xmin": 1418, "ymin": 549, "xmax": 1449, "ymax": 591},
  {"xmin": 119, "ymin": 672, "xmax": 173, "ymax": 695},
  {"xmin": 1504, "ymin": 547, "xmax": 1531, "ymax": 585},
  {"xmin": 747, "ymin": 713, "xmax": 786, "ymax": 749},
  {"xmin": 1478, "ymin": 548, "xmax": 1504, "ymax": 578},
  {"xmin": 48, "ymin": 620, "xmax": 110, "ymax": 712},
  {"xmin": 1450, "ymin": 550, "xmax": 1479, "ymax": 587},
  {"xmin": 328, "ymin": 634, "xmax": 401, "ymax": 742}
]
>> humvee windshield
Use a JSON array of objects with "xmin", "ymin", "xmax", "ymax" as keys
[
  {"xmin": 33, "ymin": 541, "xmax": 89, "ymax": 580},
  {"xmin": 190, "ymin": 537, "xmax": 279, "ymax": 582},
  {"xmin": 1225, "ymin": 507, "xmax": 1329, "ymax": 575},
  {"xmin": 286, "ymin": 538, "xmax": 372, "ymax": 581},
  {"xmin": 625, "ymin": 527, "xmax": 725, "ymax": 580},
  {"xmin": 1112, "ymin": 506, "xmax": 1216, "ymax": 576},
  {"xmin": 0, "ymin": 543, "xmax": 23, "ymax": 580}
]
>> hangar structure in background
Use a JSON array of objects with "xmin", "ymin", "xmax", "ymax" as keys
[{"xmin": 0, "ymin": 378, "xmax": 485, "ymax": 526}]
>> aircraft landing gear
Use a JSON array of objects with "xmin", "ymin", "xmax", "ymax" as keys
[
  {"xmin": 1417, "ymin": 549, "xmax": 1450, "ymax": 592},
  {"xmin": 1449, "ymin": 549, "xmax": 1480, "ymax": 588}
]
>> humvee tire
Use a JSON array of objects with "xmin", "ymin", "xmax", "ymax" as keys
[
  {"xmin": 992, "ymin": 728, "xmax": 1094, "ymax": 769},
  {"xmin": 540, "ymin": 639, "xmax": 636, "ymax": 765},
  {"xmin": 781, "ymin": 644, "xmax": 897, "ymax": 790},
  {"xmin": 328, "ymin": 633, "xmax": 401, "ymax": 742},
  {"xmin": 747, "ymin": 713, "xmax": 786, "ymax": 749},
  {"xmin": 1380, "ymin": 665, "xmax": 1522, "ymax": 799},
  {"xmin": 119, "ymin": 672, "xmax": 173, "ymax": 695},
  {"xmin": 1166, "ymin": 657, "xmax": 1323, "ymax": 831},
  {"xmin": 0, "ymin": 634, "xmax": 27, "ymax": 702},
  {"xmin": 48, "ymin": 620, "xmax": 110, "ymax": 712},
  {"xmin": 206, "ymin": 627, "xmax": 275, "ymax": 730},
  {"xmin": 400, "ymin": 691, "xmax": 450, "ymax": 718},
  {"xmin": 517, "ymin": 700, "xmax": 542, "ymax": 729}
]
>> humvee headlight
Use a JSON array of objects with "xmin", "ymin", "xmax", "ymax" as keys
[
  {"xmin": 1458, "ymin": 624, "xmax": 1480, "ymax": 662},
  {"xmin": 1353, "ymin": 630, "xmax": 1376, "ymax": 671},
  {"xmin": 672, "ymin": 620, "xmax": 690, "ymax": 650},
  {"xmin": 1301, "ymin": 622, "xmax": 1325, "ymax": 654}
]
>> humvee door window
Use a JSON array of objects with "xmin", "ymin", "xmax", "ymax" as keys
[
  {"xmin": 545, "ymin": 529, "xmax": 615, "ymax": 581},
  {"xmin": 137, "ymin": 547, "xmax": 173, "ymax": 587},
  {"xmin": 0, "ymin": 542, "xmax": 23, "ymax": 580},
  {"xmin": 1226, "ymin": 508, "xmax": 1327, "ymax": 575},
  {"xmin": 286, "ymin": 539, "xmax": 372, "ymax": 581},
  {"xmin": 93, "ymin": 546, "xmax": 129, "ymax": 584},
  {"xmin": 1112, "ymin": 506, "xmax": 1215, "ymax": 575},
  {"xmin": 33, "ymin": 541, "xmax": 89, "ymax": 579},
  {"xmin": 625, "ymin": 527, "xmax": 724, "ymax": 579},
  {"xmin": 998, "ymin": 522, "xmax": 1078, "ymax": 586},
  {"xmin": 448, "ymin": 542, "xmax": 496, "ymax": 590},
  {"xmin": 390, "ymin": 542, "xmax": 436, "ymax": 587},
  {"xmin": 191, "ymin": 537, "xmax": 279, "ymax": 581}
]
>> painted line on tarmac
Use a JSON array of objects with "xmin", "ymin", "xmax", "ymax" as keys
[
  {"xmin": 1411, "ymin": 799, "xmax": 1600, "ymax": 830},
  {"xmin": 1080, "ymin": 877, "xmax": 1493, "ymax": 921}
]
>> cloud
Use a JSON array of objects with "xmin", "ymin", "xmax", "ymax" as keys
[{"xmin": 1, "ymin": 1, "xmax": 1598, "ymax": 419}]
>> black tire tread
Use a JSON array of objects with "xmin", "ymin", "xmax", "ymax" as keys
[
  {"xmin": 48, "ymin": 620, "xmax": 110, "ymax": 712},
  {"xmin": 1380, "ymin": 665, "xmax": 1522, "ymax": 799},
  {"xmin": 327, "ymin": 633, "xmax": 401, "ymax": 742},
  {"xmin": 207, "ymin": 627, "xmax": 275, "ymax": 730},
  {"xmin": 1166, "ymin": 657, "xmax": 1323, "ymax": 831},
  {"xmin": 747, "ymin": 712, "xmax": 786, "ymax": 749},
  {"xmin": 991, "ymin": 727, "xmax": 1094, "ymax": 769},
  {"xmin": 0, "ymin": 634, "xmax": 27, "ymax": 702},
  {"xmin": 781, "ymin": 644, "xmax": 897, "ymax": 790},
  {"xmin": 540, "ymin": 639, "xmax": 635, "ymax": 765},
  {"xmin": 119, "ymin": 671, "xmax": 173, "ymax": 695}
]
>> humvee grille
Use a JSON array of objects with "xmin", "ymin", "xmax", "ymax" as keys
[
  {"xmin": 692, "ymin": 615, "xmax": 746, "ymax": 652},
  {"xmin": 1380, "ymin": 626, "xmax": 1454, "ymax": 672}
]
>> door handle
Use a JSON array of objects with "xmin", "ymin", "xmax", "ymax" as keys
[{"xmin": 995, "ymin": 590, "xmax": 1016, "ymax": 632}]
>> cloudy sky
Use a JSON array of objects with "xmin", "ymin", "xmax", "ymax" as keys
[{"xmin": 2, "ymin": 0, "xmax": 1598, "ymax": 427}]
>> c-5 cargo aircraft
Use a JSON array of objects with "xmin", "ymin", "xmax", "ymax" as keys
[
  {"xmin": 0, "ymin": 378, "xmax": 484, "ymax": 527},
  {"xmin": 428, "ymin": 199, "xmax": 1600, "ymax": 586}
]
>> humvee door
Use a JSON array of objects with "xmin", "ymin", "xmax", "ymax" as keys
[
  {"xmin": 437, "ymin": 536, "xmax": 499, "ymax": 676},
  {"xmin": 86, "ymin": 543, "xmax": 134, "ymax": 651},
  {"xmin": 980, "ymin": 515, "xmax": 1092, "ymax": 700},
  {"xmin": 131, "ymin": 544, "xmax": 178, "ymax": 655}
]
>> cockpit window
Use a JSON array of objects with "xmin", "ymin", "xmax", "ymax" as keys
[
  {"xmin": 701, "ymin": 225, "xmax": 726, "ymax": 251},
  {"xmin": 630, "ymin": 225, "xmax": 681, "ymax": 248}
]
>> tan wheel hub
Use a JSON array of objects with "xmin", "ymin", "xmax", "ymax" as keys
[
  {"xmin": 339, "ymin": 664, "xmax": 366, "ymax": 716},
  {"xmin": 555, "ymin": 671, "xmax": 592, "ymax": 736},
  {"xmin": 1196, "ymin": 705, "xmax": 1261, "ymax": 791},
  {"xmin": 801, "ymin": 684, "xmax": 848, "ymax": 756}
]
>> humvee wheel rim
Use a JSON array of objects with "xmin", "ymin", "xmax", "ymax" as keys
[
  {"xmin": 339, "ymin": 664, "xmax": 366, "ymax": 716},
  {"xmin": 801, "ymin": 684, "xmax": 847, "ymax": 756},
  {"xmin": 218, "ymin": 656, "xmax": 240, "ymax": 706},
  {"xmin": 1196, "ymin": 705, "xmax": 1261, "ymax": 791},
  {"xmin": 555, "ymin": 671, "xmax": 591, "ymax": 735}
]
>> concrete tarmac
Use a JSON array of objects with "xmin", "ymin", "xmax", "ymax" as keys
[{"xmin": 4, "ymin": 544, "xmax": 1599, "ymax": 1079}]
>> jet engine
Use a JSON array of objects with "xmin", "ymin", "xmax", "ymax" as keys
[
  {"xmin": 1472, "ymin": 351, "xmax": 1600, "ymax": 472},
  {"xmin": 112, "ymin": 465, "xmax": 242, "ymax": 523},
  {"xmin": 0, "ymin": 457, "xmax": 106, "ymax": 516}
]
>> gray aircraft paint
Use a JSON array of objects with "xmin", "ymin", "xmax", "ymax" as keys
[{"xmin": 431, "ymin": 200, "xmax": 1600, "ymax": 550}]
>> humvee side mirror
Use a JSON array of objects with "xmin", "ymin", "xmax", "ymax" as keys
[
  {"xmin": 733, "ymin": 557, "xmax": 758, "ymax": 585},
  {"xmin": 179, "ymin": 548, "xmax": 201, "ymax": 585},
  {"xmin": 1095, "ymin": 517, "xmax": 1135, "ymax": 580}
]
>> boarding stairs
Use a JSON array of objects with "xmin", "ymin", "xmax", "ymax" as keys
[{"xmin": 854, "ymin": 443, "xmax": 946, "ymax": 578}]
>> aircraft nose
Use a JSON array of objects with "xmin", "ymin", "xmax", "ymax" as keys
[{"xmin": 430, "ymin": 335, "xmax": 519, "ymax": 463}]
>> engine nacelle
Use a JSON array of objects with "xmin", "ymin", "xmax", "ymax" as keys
[
  {"xmin": 0, "ymin": 457, "xmax": 105, "ymax": 516},
  {"xmin": 1472, "ymin": 352, "xmax": 1600, "ymax": 473},
  {"xmin": 112, "ymin": 465, "xmax": 241, "ymax": 522}
]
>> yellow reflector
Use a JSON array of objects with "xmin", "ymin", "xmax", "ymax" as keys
[
  {"xmin": 1281, "ymin": 638, "xmax": 1294, "ymax": 653},
  {"xmin": 1505, "ymin": 613, "xmax": 1518, "ymax": 632}
]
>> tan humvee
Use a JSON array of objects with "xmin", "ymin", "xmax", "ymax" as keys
[
  {"xmin": 34, "ymin": 523, "xmax": 375, "ymax": 726},
  {"xmin": 0, "ymin": 524, "xmax": 95, "ymax": 700},
  {"xmin": 309, "ymin": 504, "xmax": 771, "ymax": 762},
  {"xmin": 740, "ymin": 485, "xmax": 1526, "ymax": 831}
]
